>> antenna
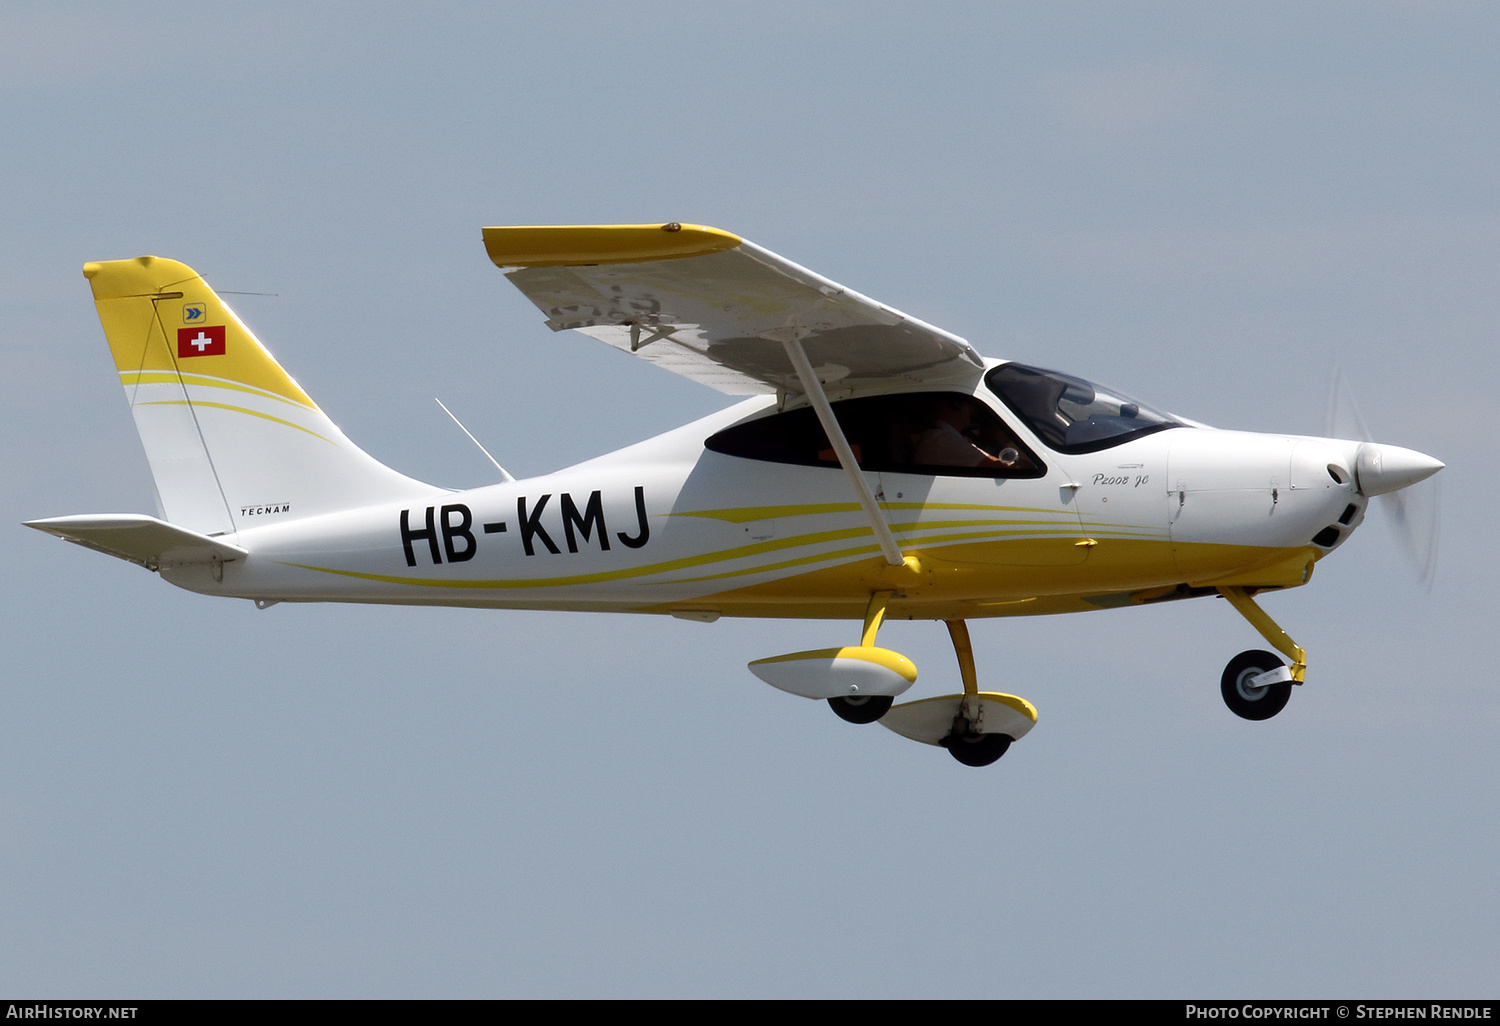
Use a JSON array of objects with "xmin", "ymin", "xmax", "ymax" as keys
[{"xmin": 434, "ymin": 399, "xmax": 515, "ymax": 483}]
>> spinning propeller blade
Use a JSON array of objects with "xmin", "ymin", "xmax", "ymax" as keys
[{"xmin": 1325, "ymin": 367, "xmax": 1442, "ymax": 590}]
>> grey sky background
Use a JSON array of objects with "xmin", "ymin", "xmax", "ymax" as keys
[{"xmin": 2, "ymin": 1, "xmax": 1495, "ymax": 997}]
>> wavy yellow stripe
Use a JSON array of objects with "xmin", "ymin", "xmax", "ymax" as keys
[
  {"xmin": 282, "ymin": 500, "xmax": 1155, "ymax": 592},
  {"xmin": 669, "ymin": 514, "xmax": 1091, "ymax": 584},
  {"xmin": 657, "ymin": 541, "xmax": 888, "ymax": 585},
  {"xmin": 674, "ymin": 499, "xmax": 1064, "ymax": 523},
  {"xmin": 884, "ymin": 501, "xmax": 1066, "ymax": 514},
  {"xmin": 657, "ymin": 526, "xmax": 1092, "ymax": 585},
  {"xmin": 284, "ymin": 510, "xmax": 1105, "ymax": 591},
  {"xmin": 650, "ymin": 517, "xmax": 1165, "ymax": 587},
  {"xmin": 903, "ymin": 516, "xmax": 1076, "ymax": 531},
  {"xmin": 1085, "ymin": 527, "xmax": 1168, "ymax": 540},
  {"xmin": 136, "ymin": 400, "xmax": 336, "ymax": 444},
  {"xmin": 674, "ymin": 501, "xmax": 1167, "ymax": 545},
  {"xmin": 282, "ymin": 523, "xmax": 886, "ymax": 589},
  {"xmin": 122, "ymin": 371, "xmax": 321, "ymax": 412}
]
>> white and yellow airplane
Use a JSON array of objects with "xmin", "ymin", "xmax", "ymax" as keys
[{"xmin": 28, "ymin": 223, "xmax": 1444, "ymax": 766}]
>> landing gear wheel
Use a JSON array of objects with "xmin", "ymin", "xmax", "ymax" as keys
[
  {"xmin": 942, "ymin": 731, "xmax": 1012, "ymax": 767},
  {"xmin": 827, "ymin": 694, "xmax": 894, "ymax": 724},
  {"xmin": 1220, "ymin": 649, "xmax": 1293, "ymax": 721}
]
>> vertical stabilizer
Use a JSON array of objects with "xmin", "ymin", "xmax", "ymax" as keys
[{"xmin": 84, "ymin": 256, "xmax": 437, "ymax": 534}]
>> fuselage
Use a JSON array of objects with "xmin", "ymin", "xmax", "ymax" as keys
[{"xmin": 166, "ymin": 365, "xmax": 1368, "ymax": 623}]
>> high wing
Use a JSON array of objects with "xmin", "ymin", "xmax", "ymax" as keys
[{"xmin": 484, "ymin": 223, "xmax": 984, "ymax": 396}]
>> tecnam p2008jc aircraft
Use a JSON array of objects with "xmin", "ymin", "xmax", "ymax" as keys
[{"xmin": 29, "ymin": 223, "xmax": 1444, "ymax": 767}]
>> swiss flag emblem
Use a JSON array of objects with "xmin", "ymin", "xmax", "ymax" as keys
[{"xmin": 178, "ymin": 326, "xmax": 226, "ymax": 358}]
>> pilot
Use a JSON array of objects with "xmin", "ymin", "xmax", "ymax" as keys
[{"xmin": 914, "ymin": 397, "xmax": 1018, "ymax": 469}]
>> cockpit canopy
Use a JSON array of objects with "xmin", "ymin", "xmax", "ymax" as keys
[
  {"xmin": 705, "ymin": 390, "xmax": 1047, "ymax": 478},
  {"xmin": 985, "ymin": 362, "xmax": 1185, "ymax": 454}
]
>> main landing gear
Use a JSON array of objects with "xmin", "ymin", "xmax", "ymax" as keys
[
  {"xmin": 829, "ymin": 594, "xmax": 1037, "ymax": 768},
  {"xmin": 1216, "ymin": 587, "xmax": 1305, "ymax": 722}
]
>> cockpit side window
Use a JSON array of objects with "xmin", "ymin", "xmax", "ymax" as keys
[
  {"xmin": 704, "ymin": 391, "xmax": 1047, "ymax": 478},
  {"xmin": 985, "ymin": 363, "xmax": 1185, "ymax": 454}
]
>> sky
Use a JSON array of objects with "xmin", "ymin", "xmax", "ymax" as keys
[{"xmin": 2, "ymin": 0, "xmax": 1496, "ymax": 998}]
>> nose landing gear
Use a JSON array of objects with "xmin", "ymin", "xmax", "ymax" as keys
[
  {"xmin": 1221, "ymin": 649, "xmax": 1293, "ymax": 720},
  {"xmin": 1216, "ymin": 587, "xmax": 1305, "ymax": 721}
]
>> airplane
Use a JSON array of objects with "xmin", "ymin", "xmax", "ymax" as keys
[{"xmin": 27, "ymin": 222, "xmax": 1445, "ymax": 767}]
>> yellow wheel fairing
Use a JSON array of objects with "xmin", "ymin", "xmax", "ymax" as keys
[
  {"xmin": 880, "ymin": 692, "xmax": 1039, "ymax": 746},
  {"xmin": 750, "ymin": 645, "xmax": 918, "ymax": 682},
  {"xmin": 748, "ymin": 646, "xmax": 919, "ymax": 700}
]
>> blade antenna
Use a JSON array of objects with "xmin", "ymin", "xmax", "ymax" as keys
[{"xmin": 434, "ymin": 398, "xmax": 515, "ymax": 483}]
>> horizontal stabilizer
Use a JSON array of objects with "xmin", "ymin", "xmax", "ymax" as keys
[{"xmin": 25, "ymin": 514, "xmax": 248, "ymax": 571}]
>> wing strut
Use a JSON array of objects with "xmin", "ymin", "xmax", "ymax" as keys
[{"xmin": 780, "ymin": 338, "xmax": 905, "ymax": 566}]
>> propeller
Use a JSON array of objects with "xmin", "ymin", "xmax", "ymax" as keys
[{"xmin": 1324, "ymin": 367, "xmax": 1443, "ymax": 590}]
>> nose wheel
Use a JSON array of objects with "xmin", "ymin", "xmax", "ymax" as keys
[
  {"xmin": 1216, "ymin": 588, "xmax": 1305, "ymax": 722},
  {"xmin": 1220, "ymin": 649, "xmax": 1293, "ymax": 720}
]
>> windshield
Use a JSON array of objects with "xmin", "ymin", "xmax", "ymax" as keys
[{"xmin": 985, "ymin": 363, "xmax": 1185, "ymax": 454}]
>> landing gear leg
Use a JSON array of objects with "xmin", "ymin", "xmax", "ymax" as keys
[
  {"xmin": 876, "ymin": 620, "xmax": 1036, "ymax": 763},
  {"xmin": 937, "ymin": 619, "xmax": 1014, "ymax": 767},
  {"xmin": 1216, "ymin": 587, "xmax": 1304, "ymax": 721},
  {"xmin": 826, "ymin": 591, "xmax": 896, "ymax": 724}
]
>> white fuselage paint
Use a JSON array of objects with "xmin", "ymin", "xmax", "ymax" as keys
[{"xmin": 161, "ymin": 392, "xmax": 1367, "ymax": 616}]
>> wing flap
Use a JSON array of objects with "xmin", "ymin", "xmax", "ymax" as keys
[{"xmin": 487, "ymin": 225, "xmax": 983, "ymax": 395}]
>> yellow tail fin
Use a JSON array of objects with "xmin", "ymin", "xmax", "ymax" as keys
[{"xmin": 85, "ymin": 256, "xmax": 436, "ymax": 534}]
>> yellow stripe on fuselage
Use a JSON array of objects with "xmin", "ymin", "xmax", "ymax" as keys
[
  {"xmin": 282, "ymin": 508, "xmax": 1108, "ymax": 592},
  {"xmin": 281, "ymin": 536, "xmax": 1317, "ymax": 621},
  {"xmin": 672, "ymin": 500, "xmax": 1077, "ymax": 522}
]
